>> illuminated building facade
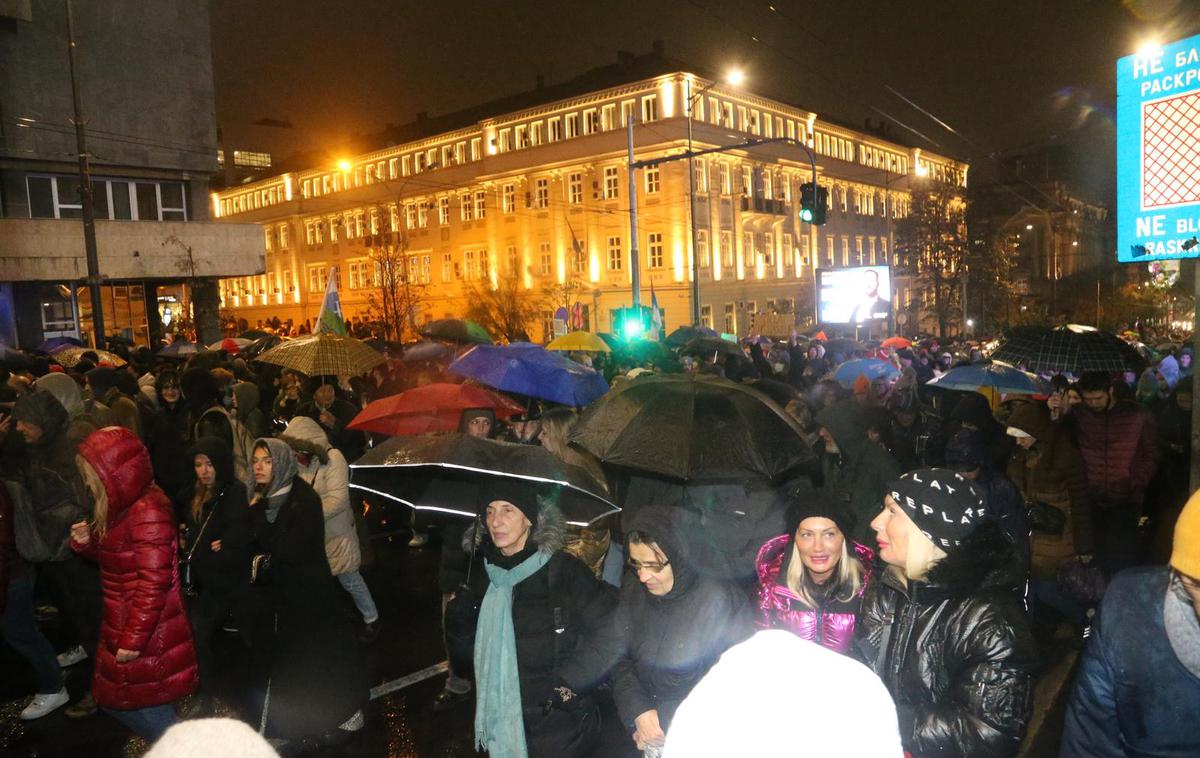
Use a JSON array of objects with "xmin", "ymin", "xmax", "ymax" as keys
[{"xmin": 213, "ymin": 55, "xmax": 966, "ymax": 339}]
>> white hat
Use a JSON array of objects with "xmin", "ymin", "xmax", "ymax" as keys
[
  {"xmin": 146, "ymin": 718, "xmax": 279, "ymax": 758},
  {"xmin": 664, "ymin": 630, "xmax": 904, "ymax": 757}
]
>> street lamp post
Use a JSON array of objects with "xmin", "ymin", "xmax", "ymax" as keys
[{"xmin": 686, "ymin": 71, "xmax": 743, "ymax": 326}]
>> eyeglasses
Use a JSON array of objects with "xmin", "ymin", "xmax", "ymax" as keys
[{"xmin": 628, "ymin": 558, "xmax": 670, "ymax": 574}]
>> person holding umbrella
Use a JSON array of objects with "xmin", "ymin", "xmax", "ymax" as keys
[
  {"xmin": 754, "ymin": 495, "xmax": 872, "ymax": 654},
  {"xmin": 464, "ymin": 478, "xmax": 617, "ymax": 758}
]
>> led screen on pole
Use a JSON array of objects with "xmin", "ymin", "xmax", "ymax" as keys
[
  {"xmin": 817, "ymin": 265, "xmax": 892, "ymax": 324},
  {"xmin": 1116, "ymin": 33, "xmax": 1200, "ymax": 261}
]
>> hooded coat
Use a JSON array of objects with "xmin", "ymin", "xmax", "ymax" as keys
[
  {"xmin": 1005, "ymin": 402, "xmax": 1093, "ymax": 578},
  {"xmin": 232, "ymin": 381, "xmax": 268, "ymax": 441},
  {"xmin": 461, "ymin": 500, "xmax": 618, "ymax": 755},
  {"xmin": 10, "ymin": 390, "xmax": 89, "ymax": 561},
  {"xmin": 86, "ymin": 367, "xmax": 143, "ymax": 439},
  {"xmin": 69, "ymin": 427, "xmax": 198, "ymax": 709},
  {"xmin": 854, "ymin": 521, "xmax": 1037, "ymax": 757},
  {"xmin": 755, "ymin": 534, "xmax": 873, "ymax": 654},
  {"xmin": 33, "ymin": 372, "xmax": 100, "ymax": 449},
  {"xmin": 598, "ymin": 506, "xmax": 753, "ymax": 731},
  {"xmin": 247, "ymin": 437, "xmax": 367, "ymax": 741},
  {"xmin": 815, "ymin": 400, "xmax": 901, "ymax": 545},
  {"xmin": 175, "ymin": 437, "xmax": 252, "ymax": 594},
  {"xmin": 279, "ymin": 416, "xmax": 360, "ymax": 576}
]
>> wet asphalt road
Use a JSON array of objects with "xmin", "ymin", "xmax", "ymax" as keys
[{"xmin": 0, "ymin": 505, "xmax": 638, "ymax": 758}]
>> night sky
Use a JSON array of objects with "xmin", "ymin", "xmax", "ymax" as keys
[{"xmin": 210, "ymin": 0, "xmax": 1200, "ymax": 202}]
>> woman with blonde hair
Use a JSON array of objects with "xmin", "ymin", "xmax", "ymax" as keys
[
  {"xmin": 538, "ymin": 407, "xmax": 610, "ymax": 577},
  {"xmin": 855, "ymin": 468, "xmax": 1037, "ymax": 757},
  {"xmin": 755, "ymin": 495, "xmax": 872, "ymax": 654},
  {"xmin": 68, "ymin": 427, "xmax": 197, "ymax": 740}
]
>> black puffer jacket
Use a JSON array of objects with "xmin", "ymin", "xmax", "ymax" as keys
[
  {"xmin": 854, "ymin": 521, "xmax": 1036, "ymax": 758},
  {"xmin": 175, "ymin": 437, "xmax": 252, "ymax": 594},
  {"xmin": 580, "ymin": 506, "xmax": 753, "ymax": 730}
]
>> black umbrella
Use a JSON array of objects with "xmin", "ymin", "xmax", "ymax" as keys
[
  {"xmin": 419, "ymin": 319, "xmax": 494, "ymax": 345},
  {"xmin": 238, "ymin": 335, "xmax": 283, "ymax": 359},
  {"xmin": 619, "ymin": 338, "xmax": 678, "ymax": 367},
  {"xmin": 823, "ymin": 338, "xmax": 865, "ymax": 356},
  {"xmin": 240, "ymin": 329, "xmax": 272, "ymax": 340},
  {"xmin": 993, "ymin": 324, "xmax": 1144, "ymax": 374},
  {"xmin": 679, "ymin": 336, "xmax": 744, "ymax": 359},
  {"xmin": 664, "ymin": 325, "xmax": 719, "ymax": 348},
  {"xmin": 349, "ymin": 433, "xmax": 617, "ymax": 526},
  {"xmin": 571, "ymin": 373, "xmax": 814, "ymax": 482}
]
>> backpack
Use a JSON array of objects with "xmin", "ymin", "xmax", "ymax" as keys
[
  {"xmin": 6, "ymin": 479, "xmax": 72, "ymax": 563},
  {"xmin": 195, "ymin": 406, "xmax": 255, "ymax": 490}
]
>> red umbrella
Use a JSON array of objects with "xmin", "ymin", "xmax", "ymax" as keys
[
  {"xmin": 881, "ymin": 336, "xmax": 912, "ymax": 349},
  {"xmin": 348, "ymin": 383, "xmax": 525, "ymax": 436}
]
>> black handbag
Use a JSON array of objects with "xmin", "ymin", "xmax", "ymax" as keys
[
  {"xmin": 443, "ymin": 587, "xmax": 481, "ymax": 679},
  {"xmin": 1026, "ymin": 500, "xmax": 1067, "ymax": 536}
]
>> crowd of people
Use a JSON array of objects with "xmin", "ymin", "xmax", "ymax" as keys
[{"xmin": 0, "ymin": 324, "xmax": 1197, "ymax": 757}]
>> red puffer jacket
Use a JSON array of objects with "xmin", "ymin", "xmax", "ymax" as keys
[{"xmin": 70, "ymin": 427, "xmax": 197, "ymax": 710}]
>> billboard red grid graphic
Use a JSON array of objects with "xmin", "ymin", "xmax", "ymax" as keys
[{"xmin": 1142, "ymin": 91, "xmax": 1200, "ymax": 210}]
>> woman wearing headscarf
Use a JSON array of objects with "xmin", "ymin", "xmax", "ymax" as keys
[
  {"xmin": 755, "ymin": 495, "xmax": 872, "ymax": 654},
  {"xmin": 604, "ymin": 506, "xmax": 752, "ymax": 755},
  {"xmin": 463, "ymin": 479, "xmax": 617, "ymax": 758},
  {"xmin": 176, "ymin": 436, "xmax": 253, "ymax": 715},
  {"xmin": 67, "ymin": 427, "xmax": 197, "ymax": 740},
  {"xmin": 146, "ymin": 370, "xmax": 193, "ymax": 510},
  {"xmin": 245, "ymin": 437, "xmax": 367, "ymax": 749},
  {"xmin": 855, "ymin": 468, "xmax": 1037, "ymax": 757}
]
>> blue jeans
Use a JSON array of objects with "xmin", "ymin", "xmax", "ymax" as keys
[
  {"xmin": 1, "ymin": 575, "xmax": 63, "ymax": 694},
  {"xmin": 337, "ymin": 571, "xmax": 379, "ymax": 624},
  {"xmin": 103, "ymin": 704, "xmax": 177, "ymax": 741}
]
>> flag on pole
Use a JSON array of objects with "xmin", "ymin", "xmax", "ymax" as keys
[
  {"xmin": 315, "ymin": 266, "xmax": 348, "ymax": 336},
  {"xmin": 650, "ymin": 282, "xmax": 663, "ymax": 337}
]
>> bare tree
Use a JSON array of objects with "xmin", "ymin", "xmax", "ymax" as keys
[
  {"xmin": 365, "ymin": 225, "xmax": 426, "ymax": 342},
  {"xmin": 464, "ymin": 274, "xmax": 546, "ymax": 342},
  {"xmin": 895, "ymin": 181, "xmax": 970, "ymax": 337}
]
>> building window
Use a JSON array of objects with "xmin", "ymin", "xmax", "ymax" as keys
[
  {"xmin": 279, "ymin": 224, "xmax": 290, "ymax": 248},
  {"xmin": 825, "ymin": 235, "xmax": 835, "ymax": 267},
  {"xmin": 548, "ymin": 117, "xmax": 562, "ymax": 142},
  {"xmin": 647, "ymin": 232, "xmax": 664, "ymax": 268},
  {"xmin": 644, "ymin": 166, "xmax": 660, "ymax": 194},
  {"xmin": 474, "ymin": 190, "xmax": 486, "ymax": 219},
  {"xmin": 502, "ymin": 184, "xmax": 515, "ymax": 213},
  {"xmin": 601, "ymin": 104, "xmax": 616, "ymax": 131},
  {"xmin": 720, "ymin": 164, "xmax": 731, "ymax": 194},
  {"xmin": 464, "ymin": 250, "xmax": 476, "ymax": 281},
  {"xmin": 506, "ymin": 246, "xmax": 519, "ymax": 276},
  {"xmin": 405, "ymin": 203, "xmax": 417, "ymax": 230},
  {"xmin": 460, "ymin": 193, "xmax": 473, "ymax": 221},
  {"xmin": 530, "ymin": 122, "xmax": 543, "ymax": 146},
  {"xmin": 603, "ymin": 167, "xmax": 619, "ymax": 200},
  {"xmin": 741, "ymin": 166, "xmax": 753, "ymax": 197},
  {"xmin": 743, "ymin": 232, "xmax": 755, "ymax": 269},
  {"xmin": 621, "ymin": 100, "xmax": 636, "ymax": 126},
  {"xmin": 566, "ymin": 113, "xmax": 580, "ymax": 138},
  {"xmin": 697, "ymin": 229, "xmax": 710, "ymax": 268},
  {"xmin": 700, "ymin": 304, "xmax": 713, "ymax": 330},
  {"xmin": 515, "ymin": 125, "xmax": 528, "ymax": 149},
  {"xmin": 439, "ymin": 196, "xmax": 450, "ymax": 224},
  {"xmin": 869, "ymin": 236, "xmax": 877, "ymax": 265},
  {"xmin": 308, "ymin": 266, "xmax": 326, "ymax": 293},
  {"xmin": 642, "ymin": 94, "xmax": 659, "ymax": 122},
  {"xmin": 470, "ymin": 138, "xmax": 482, "ymax": 161},
  {"xmin": 782, "ymin": 234, "xmax": 793, "ymax": 269},
  {"xmin": 539, "ymin": 242, "xmax": 552, "ymax": 276},
  {"xmin": 764, "ymin": 232, "xmax": 774, "ymax": 266},
  {"xmin": 442, "ymin": 253, "xmax": 453, "ymax": 281},
  {"xmin": 418, "ymin": 200, "xmax": 429, "ymax": 228},
  {"xmin": 800, "ymin": 235, "xmax": 810, "ymax": 265},
  {"xmin": 534, "ymin": 178, "xmax": 549, "ymax": 209},
  {"xmin": 568, "ymin": 172, "xmax": 583, "ymax": 204},
  {"xmin": 263, "ymin": 228, "xmax": 273, "ymax": 252},
  {"xmin": 607, "ymin": 236, "xmax": 623, "ymax": 271},
  {"xmin": 841, "ymin": 236, "xmax": 850, "ymax": 267},
  {"xmin": 498, "ymin": 129, "xmax": 512, "ymax": 152},
  {"xmin": 723, "ymin": 303, "xmax": 735, "ymax": 333},
  {"xmin": 855, "ymin": 236, "xmax": 864, "ymax": 265},
  {"xmin": 694, "ymin": 158, "xmax": 708, "ymax": 192},
  {"xmin": 720, "ymin": 231, "xmax": 734, "ymax": 267},
  {"xmin": 583, "ymin": 109, "xmax": 598, "ymax": 135}
]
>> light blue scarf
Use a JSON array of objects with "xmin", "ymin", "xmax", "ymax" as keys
[{"xmin": 474, "ymin": 549, "xmax": 552, "ymax": 758}]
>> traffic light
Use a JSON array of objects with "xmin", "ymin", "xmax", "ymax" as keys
[
  {"xmin": 799, "ymin": 182, "xmax": 828, "ymax": 226},
  {"xmin": 615, "ymin": 305, "xmax": 652, "ymax": 339}
]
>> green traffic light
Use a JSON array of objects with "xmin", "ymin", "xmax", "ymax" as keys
[
  {"xmin": 621, "ymin": 317, "xmax": 644, "ymax": 339},
  {"xmin": 799, "ymin": 208, "xmax": 814, "ymax": 222}
]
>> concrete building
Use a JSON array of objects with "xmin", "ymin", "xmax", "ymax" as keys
[
  {"xmin": 213, "ymin": 48, "xmax": 965, "ymax": 340},
  {"xmin": 0, "ymin": 0, "xmax": 263, "ymax": 349}
]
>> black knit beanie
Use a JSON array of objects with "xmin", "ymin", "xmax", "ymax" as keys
[
  {"xmin": 785, "ymin": 492, "xmax": 857, "ymax": 542},
  {"xmin": 886, "ymin": 467, "xmax": 987, "ymax": 551},
  {"xmin": 478, "ymin": 476, "xmax": 543, "ymax": 528}
]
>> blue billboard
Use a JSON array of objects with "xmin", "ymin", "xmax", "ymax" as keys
[{"xmin": 1116, "ymin": 33, "xmax": 1200, "ymax": 261}]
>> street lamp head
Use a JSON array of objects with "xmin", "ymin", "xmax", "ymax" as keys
[
  {"xmin": 725, "ymin": 68, "xmax": 745, "ymax": 87},
  {"xmin": 337, "ymin": 159, "xmax": 352, "ymax": 172},
  {"xmin": 1136, "ymin": 40, "xmax": 1162, "ymax": 59},
  {"xmin": 914, "ymin": 164, "xmax": 929, "ymax": 178},
  {"xmin": 967, "ymin": 318, "xmax": 975, "ymax": 328},
  {"xmin": 1025, "ymin": 224, "xmax": 1034, "ymax": 230}
]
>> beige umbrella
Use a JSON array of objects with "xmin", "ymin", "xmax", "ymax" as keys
[
  {"xmin": 253, "ymin": 332, "xmax": 384, "ymax": 377},
  {"xmin": 53, "ymin": 346, "xmax": 127, "ymax": 368}
]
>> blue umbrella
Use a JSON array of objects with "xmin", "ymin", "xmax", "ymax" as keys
[
  {"xmin": 831, "ymin": 358, "xmax": 900, "ymax": 388},
  {"xmin": 927, "ymin": 361, "xmax": 1051, "ymax": 395},
  {"xmin": 38, "ymin": 336, "xmax": 83, "ymax": 354},
  {"xmin": 402, "ymin": 341, "xmax": 451, "ymax": 362},
  {"xmin": 448, "ymin": 342, "xmax": 609, "ymax": 407}
]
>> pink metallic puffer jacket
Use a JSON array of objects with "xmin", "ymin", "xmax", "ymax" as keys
[{"xmin": 754, "ymin": 534, "xmax": 873, "ymax": 654}]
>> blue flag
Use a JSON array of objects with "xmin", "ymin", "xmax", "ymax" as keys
[{"xmin": 315, "ymin": 266, "xmax": 348, "ymax": 336}]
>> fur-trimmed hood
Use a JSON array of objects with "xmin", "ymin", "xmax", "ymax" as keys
[
  {"xmin": 279, "ymin": 416, "xmax": 331, "ymax": 463},
  {"xmin": 919, "ymin": 520, "xmax": 1023, "ymax": 599},
  {"xmin": 462, "ymin": 496, "xmax": 567, "ymax": 557}
]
